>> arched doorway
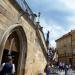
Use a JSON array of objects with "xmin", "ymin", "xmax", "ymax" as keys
[
  {"xmin": 0, "ymin": 25, "xmax": 27, "ymax": 75},
  {"xmin": 2, "ymin": 31, "xmax": 20, "ymax": 75}
]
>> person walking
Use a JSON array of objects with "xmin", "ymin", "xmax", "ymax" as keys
[
  {"xmin": 0, "ymin": 56, "xmax": 15, "ymax": 75},
  {"xmin": 44, "ymin": 62, "xmax": 51, "ymax": 75}
]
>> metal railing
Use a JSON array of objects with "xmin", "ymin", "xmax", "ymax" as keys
[{"xmin": 16, "ymin": 0, "xmax": 36, "ymax": 22}]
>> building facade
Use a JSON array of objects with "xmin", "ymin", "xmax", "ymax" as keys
[
  {"xmin": 0, "ymin": 0, "xmax": 47, "ymax": 75},
  {"xmin": 56, "ymin": 30, "xmax": 75, "ymax": 68}
]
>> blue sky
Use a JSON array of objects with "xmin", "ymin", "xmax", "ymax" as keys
[{"xmin": 25, "ymin": 0, "xmax": 75, "ymax": 47}]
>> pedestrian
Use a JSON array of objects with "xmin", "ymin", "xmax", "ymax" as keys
[
  {"xmin": 0, "ymin": 56, "xmax": 15, "ymax": 75},
  {"xmin": 64, "ymin": 64, "xmax": 69, "ymax": 75},
  {"xmin": 44, "ymin": 62, "xmax": 51, "ymax": 75},
  {"xmin": 59, "ymin": 62, "xmax": 63, "ymax": 71},
  {"xmin": 62, "ymin": 62, "xmax": 65, "ymax": 71},
  {"xmin": 68, "ymin": 64, "xmax": 71, "ymax": 69}
]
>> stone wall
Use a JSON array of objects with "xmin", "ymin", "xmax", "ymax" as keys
[{"xmin": 0, "ymin": 0, "xmax": 47, "ymax": 75}]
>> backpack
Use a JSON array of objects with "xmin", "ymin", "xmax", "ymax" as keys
[{"xmin": 0, "ymin": 62, "xmax": 12, "ymax": 75}]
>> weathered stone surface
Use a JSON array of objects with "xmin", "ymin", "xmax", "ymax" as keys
[{"xmin": 0, "ymin": 0, "xmax": 47, "ymax": 75}]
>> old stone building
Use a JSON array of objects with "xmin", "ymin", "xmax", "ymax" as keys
[
  {"xmin": 56, "ymin": 30, "xmax": 75, "ymax": 68},
  {"xmin": 0, "ymin": 0, "xmax": 47, "ymax": 75}
]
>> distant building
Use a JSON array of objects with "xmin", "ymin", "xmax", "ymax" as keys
[
  {"xmin": 56, "ymin": 30, "xmax": 75, "ymax": 68},
  {"xmin": 0, "ymin": 0, "xmax": 47, "ymax": 75}
]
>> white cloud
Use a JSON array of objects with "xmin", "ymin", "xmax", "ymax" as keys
[
  {"xmin": 27, "ymin": 0, "xmax": 70, "ymax": 12},
  {"xmin": 40, "ymin": 17, "xmax": 75, "ymax": 47},
  {"xmin": 60, "ymin": 0, "xmax": 75, "ymax": 10},
  {"xmin": 40, "ymin": 18, "xmax": 67, "ymax": 47},
  {"xmin": 67, "ymin": 16, "xmax": 75, "ymax": 24},
  {"xmin": 68, "ymin": 25, "xmax": 75, "ymax": 31},
  {"xmin": 50, "ymin": 40, "xmax": 56, "ymax": 48},
  {"xmin": 26, "ymin": 0, "xmax": 75, "ymax": 47}
]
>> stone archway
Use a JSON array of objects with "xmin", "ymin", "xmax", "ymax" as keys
[{"xmin": 0, "ymin": 25, "xmax": 27, "ymax": 75}]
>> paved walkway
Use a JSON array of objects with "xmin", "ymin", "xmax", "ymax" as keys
[
  {"xmin": 57, "ymin": 69, "xmax": 75, "ymax": 75},
  {"xmin": 43, "ymin": 69, "xmax": 75, "ymax": 75}
]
